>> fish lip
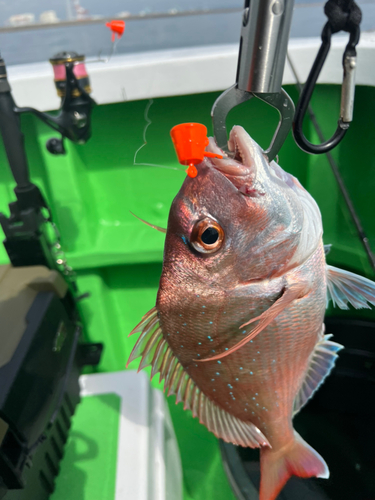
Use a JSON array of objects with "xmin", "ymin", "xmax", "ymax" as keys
[{"xmin": 205, "ymin": 126, "xmax": 255, "ymax": 180}]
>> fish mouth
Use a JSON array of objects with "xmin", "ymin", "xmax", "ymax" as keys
[{"xmin": 205, "ymin": 126, "xmax": 256, "ymax": 182}]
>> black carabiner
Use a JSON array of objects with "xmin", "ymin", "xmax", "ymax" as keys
[{"xmin": 293, "ymin": 0, "xmax": 361, "ymax": 155}]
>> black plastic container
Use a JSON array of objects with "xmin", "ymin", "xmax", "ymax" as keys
[
  {"xmin": 220, "ymin": 317, "xmax": 375, "ymax": 500},
  {"xmin": 0, "ymin": 268, "xmax": 103, "ymax": 500}
]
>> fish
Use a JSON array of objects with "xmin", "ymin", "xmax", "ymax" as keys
[{"xmin": 127, "ymin": 125, "xmax": 375, "ymax": 500}]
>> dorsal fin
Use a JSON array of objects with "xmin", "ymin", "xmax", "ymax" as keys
[
  {"xmin": 293, "ymin": 333, "xmax": 343, "ymax": 415},
  {"xmin": 127, "ymin": 308, "xmax": 270, "ymax": 449},
  {"xmin": 326, "ymin": 265, "xmax": 375, "ymax": 310}
]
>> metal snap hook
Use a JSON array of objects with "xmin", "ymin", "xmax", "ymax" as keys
[{"xmin": 292, "ymin": 3, "xmax": 361, "ymax": 155}]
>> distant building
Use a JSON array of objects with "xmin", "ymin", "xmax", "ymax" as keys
[
  {"xmin": 72, "ymin": 0, "xmax": 90, "ymax": 20},
  {"xmin": 116, "ymin": 11, "xmax": 131, "ymax": 18},
  {"xmin": 8, "ymin": 13, "xmax": 35, "ymax": 27},
  {"xmin": 40, "ymin": 11, "xmax": 59, "ymax": 24}
]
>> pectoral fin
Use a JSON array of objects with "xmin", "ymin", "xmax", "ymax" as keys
[
  {"xmin": 324, "ymin": 244, "xmax": 332, "ymax": 255},
  {"xmin": 197, "ymin": 280, "xmax": 309, "ymax": 362},
  {"xmin": 326, "ymin": 265, "xmax": 375, "ymax": 310}
]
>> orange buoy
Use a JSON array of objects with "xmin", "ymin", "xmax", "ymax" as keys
[
  {"xmin": 106, "ymin": 20, "xmax": 125, "ymax": 42},
  {"xmin": 170, "ymin": 123, "xmax": 223, "ymax": 178}
]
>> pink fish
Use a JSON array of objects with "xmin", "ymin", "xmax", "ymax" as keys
[{"xmin": 127, "ymin": 126, "xmax": 375, "ymax": 500}]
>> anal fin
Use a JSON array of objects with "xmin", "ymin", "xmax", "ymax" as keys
[
  {"xmin": 127, "ymin": 308, "xmax": 270, "ymax": 449},
  {"xmin": 293, "ymin": 333, "xmax": 343, "ymax": 415}
]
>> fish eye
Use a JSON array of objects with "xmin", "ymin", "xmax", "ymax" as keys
[{"xmin": 190, "ymin": 218, "xmax": 225, "ymax": 254}]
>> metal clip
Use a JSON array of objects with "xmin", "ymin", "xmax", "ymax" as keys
[
  {"xmin": 211, "ymin": 0, "xmax": 295, "ymax": 162},
  {"xmin": 341, "ymin": 54, "xmax": 356, "ymax": 124},
  {"xmin": 293, "ymin": 20, "xmax": 360, "ymax": 154},
  {"xmin": 211, "ymin": 85, "xmax": 295, "ymax": 161}
]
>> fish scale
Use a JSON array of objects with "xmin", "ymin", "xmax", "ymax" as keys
[
  {"xmin": 158, "ymin": 244, "xmax": 324, "ymax": 437},
  {"xmin": 128, "ymin": 126, "xmax": 375, "ymax": 500}
]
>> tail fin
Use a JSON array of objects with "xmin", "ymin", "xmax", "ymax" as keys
[{"xmin": 259, "ymin": 432, "xmax": 329, "ymax": 500}]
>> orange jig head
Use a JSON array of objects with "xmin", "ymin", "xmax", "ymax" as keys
[
  {"xmin": 170, "ymin": 123, "xmax": 223, "ymax": 178},
  {"xmin": 106, "ymin": 20, "xmax": 125, "ymax": 43}
]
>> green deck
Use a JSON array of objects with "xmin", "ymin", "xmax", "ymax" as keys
[{"xmin": 0, "ymin": 84, "xmax": 374, "ymax": 499}]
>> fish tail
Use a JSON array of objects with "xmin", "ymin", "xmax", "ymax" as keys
[{"xmin": 259, "ymin": 432, "xmax": 329, "ymax": 500}]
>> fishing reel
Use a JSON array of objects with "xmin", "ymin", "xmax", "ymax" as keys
[
  {"xmin": 0, "ymin": 52, "xmax": 94, "ymax": 270},
  {"xmin": 15, "ymin": 51, "xmax": 95, "ymax": 155}
]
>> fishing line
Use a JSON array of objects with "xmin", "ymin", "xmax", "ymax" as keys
[
  {"xmin": 287, "ymin": 52, "xmax": 375, "ymax": 275},
  {"xmin": 133, "ymin": 99, "xmax": 183, "ymax": 172},
  {"xmin": 96, "ymin": 36, "xmax": 121, "ymax": 63},
  {"xmin": 87, "ymin": 33, "xmax": 122, "ymax": 64}
]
